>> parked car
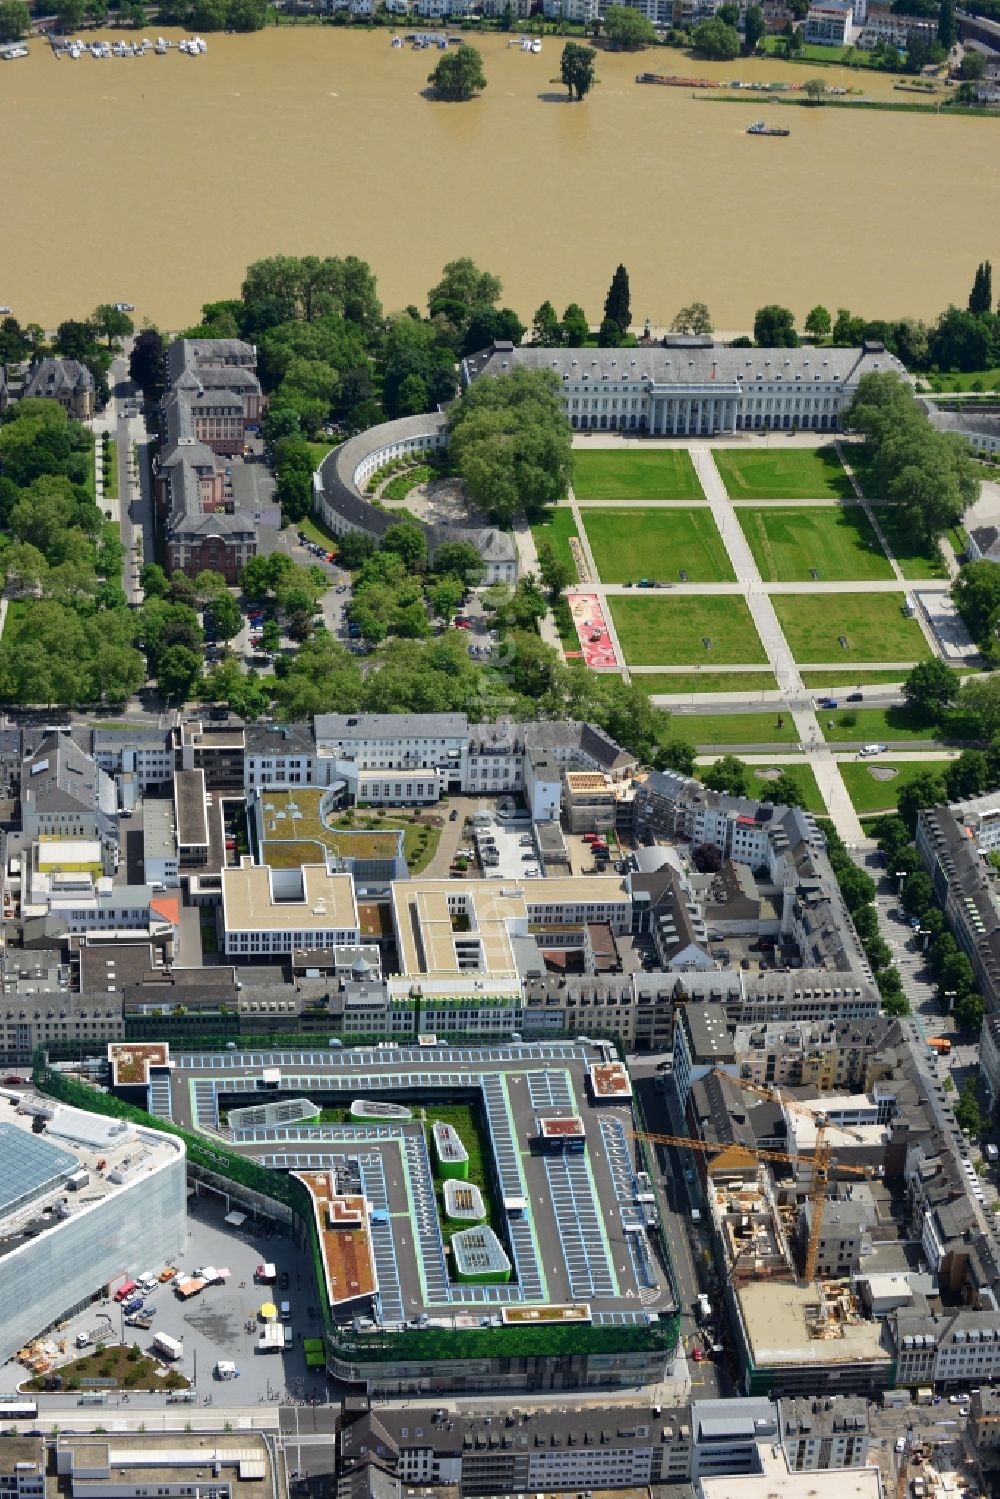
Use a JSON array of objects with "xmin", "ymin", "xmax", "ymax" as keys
[
  {"xmin": 449, "ymin": 809, "xmax": 458, "ymax": 821},
  {"xmin": 846, "ymin": 691, "xmax": 863, "ymax": 702},
  {"xmin": 818, "ymin": 697, "xmax": 838, "ymax": 710}
]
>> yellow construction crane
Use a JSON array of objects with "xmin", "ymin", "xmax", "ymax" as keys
[
  {"xmin": 627, "ymin": 1124, "xmax": 867, "ymax": 1284},
  {"xmin": 727, "ymin": 1073, "xmax": 873, "ymax": 1285}
]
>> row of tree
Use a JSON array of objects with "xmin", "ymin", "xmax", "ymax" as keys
[
  {"xmin": 844, "ymin": 371, "xmax": 979, "ymax": 553},
  {"xmin": 426, "ymin": 40, "xmax": 598, "ymax": 102},
  {"xmin": 875, "ymin": 814, "xmax": 986, "ymax": 1034},
  {"xmin": 818, "ymin": 821, "xmax": 911, "ymax": 1016}
]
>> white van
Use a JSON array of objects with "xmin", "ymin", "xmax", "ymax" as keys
[{"xmin": 859, "ymin": 744, "xmax": 887, "ymax": 758}]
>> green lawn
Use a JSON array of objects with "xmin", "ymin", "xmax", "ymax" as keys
[
  {"xmin": 609, "ymin": 595, "xmax": 767, "ymax": 667},
  {"xmin": 582, "ymin": 508, "xmax": 734, "ymax": 584},
  {"xmin": 572, "ymin": 449, "xmax": 703, "ymax": 501},
  {"xmin": 818, "ymin": 705, "xmax": 940, "ymax": 744},
  {"xmin": 874, "ymin": 507, "xmax": 949, "ymax": 580},
  {"xmin": 532, "ymin": 509, "xmax": 581, "ymax": 580},
  {"xmin": 736, "ymin": 505, "xmax": 892, "ymax": 582},
  {"xmin": 839, "ymin": 758, "xmax": 955, "ymax": 815},
  {"xmin": 771, "ymin": 593, "xmax": 932, "ymax": 664},
  {"xmin": 800, "ymin": 669, "xmax": 911, "ymax": 688},
  {"xmin": 665, "ymin": 711, "xmax": 798, "ymax": 746},
  {"xmin": 307, "ymin": 441, "xmax": 337, "ymax": 468},
  {"xmin": 925, "ymin": 370, "xmax": 1000, "ymax": 393},
  {"xmin": 638, "ymin": 670, "xmax": 778, "ymax": 694},
  {"xmin": 298, "ymin": 514, "xmax": 340, "ymax": 551},
  {"xmin": 712, "ymin": 445, "xmax": 853, "ymax": 501},
  {"xmin": 747, "ymin": 762, "xmax": 826, "ymax": 815}
]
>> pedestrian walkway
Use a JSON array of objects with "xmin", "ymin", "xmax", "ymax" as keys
[{"xmin": 513, "ymin": 513, "xmax": 563, "ymax": 655}]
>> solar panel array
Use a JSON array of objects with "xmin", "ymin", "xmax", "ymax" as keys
[
  {"xmin": 404, "ymin": 1132, "xmax": 449, "ymax": 1304},
  {"xmin": 147, "ymin": 1072, "xmax": 173, "ymax": 1121},
  {"xmin": 527, "ymin": 1070, "xmax": 575, "ymax": 1112},
  {"xmin": 544, "ymin": 1154, "xmax": 616, "ymax": 1300}
]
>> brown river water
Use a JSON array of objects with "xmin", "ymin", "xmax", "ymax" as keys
[{"xmin": 1, "ymin": 28, "xmax": 998, "ymax": 330}]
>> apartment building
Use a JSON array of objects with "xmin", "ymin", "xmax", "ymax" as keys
[
  {"xmin": 673, "ymin": 1002, "xmax": 739, "ymax": 1109},
  {"xmin": 892, "ymin": 1310, "xmax": 1000, "ymax": 1390},
  {"xmin": 804, "ymin": 0, "xmax": 853, "ymax": 43},
  {"xmin": 917, "ymin": 797, "xmax": 1000, "ymax": 1014},
  {"xmin": 19, "ymin": 358, "xmax": 94, "ymax": 419},
  {"xmin": 0, "ymin": 1438, "xmax": 44, "ymax": 1499},
  {"xmin": 779, "ymin": 1395, "xmax": 871, "ymax": 1470},
  {"xmin": 462, "ymin": 339, "xmax": 906, "ymax": 436},
  {"xmin": 20, "ymin": 733, "xmax": 119, "ymax": 872}
]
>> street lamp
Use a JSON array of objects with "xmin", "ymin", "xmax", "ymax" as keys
[
  {"xmin": 945, "ymin": 990, "xmax": 958, "ymax": 1013},
  {"xmin": 895, "ymin": 869, "xmax": 907, "ymax": 893}
]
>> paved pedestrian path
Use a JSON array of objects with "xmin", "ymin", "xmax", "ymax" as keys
[{"xmin": 513, "ymin": 513, "xmax": 564, "ymax": 656}]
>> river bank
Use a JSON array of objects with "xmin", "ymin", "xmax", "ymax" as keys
[
  {"xmin": 697, "ymin": 91, "xmax": 1000, "ymax": 117},
  {"xmin": 1, "ymin": 30, "xmax": 997, "ymax": 330}
]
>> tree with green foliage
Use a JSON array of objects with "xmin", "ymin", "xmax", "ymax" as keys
[
  {"xmin": 54, "ymin": 0, "xmax": 84, "ymax": 29},
  {"xmin": 448, "ymin": 366, "xmax": 572, "ymax": 526},
  {"xmin": 670, "ymin": 303, "xmax": 713, "ymax": 336},
  {"xmin": 765, "ymin": 772, "xmax": 806, "ymax": 808},
  {"xmin": 336, "ymin": 532, "xmax": 377, "ymax": 571},
  {"xmin": 692, "ymin": 16, "xmax": 740, "ymax": 57},
  {"xmin": 238, "ymin": 255, "xmax": 382, "ymax": 339},
  {"xmin": 429, "ymin": 577, "xmax": 465, "ymax": 622},
  {"xmin": 844, "ymin": 372, "xmax": 978, "ymax": 554},
  {"xmin": 427, "ymin": 44, "xmax": 487, "ymax": 101},
  {"xmin": 959, "ymin": 49, "xmax": 987, "ymax": 79},
  {"xmin": 969, "ymin": 259, "xmax": 994, "ymax": 315},
  {"xmin": 946, "ymin": 748, "xmax": 991, "ymax": 801},
  {"xmin": 603, "ymin": 265, "xmax": 631, "ymax": 338},
  {"xmin": 938, "ymin": 0, "xmax": 956, "ymax": 47},
  {"xmin": 655, "ymin": 739, "xmax": 697, "ymax": 776},
  {"xmin": 954, "ymin": 561, "xmax": 1000, "ymax": 650},
  {"xmin": 432, "ymin": 540, "xmax": 484, "ymax": 586},
  {"xmin": 897, "ymin": 770, "xmax": 947, "ymax": 833},
  {"xmin": 882, "ymin": 990, "xmax": 911, "ymax": 1017},
  {"xmin": 801, "ymin": 305, "xmax": 831, "ymax": 342},
  {"xmin": 428, "ymin": 259, "xmax": 502, "ymax": 318},
  {"xmin": 156, "ymin": 644, "xmax": 202, "ymax": 701},
  {"xmin": 955, "ymin": 1076, "xmax": 981, "ymax": 1137},
  {"xmin": 803, "ymin": 77, "xmax": 826, "ymax": 102},
  {"xmin": 903, "ymin": 657, "xmax": 959, "ymax": 715},
  {"xmin": 702, "ymin": 754, "xmax": 749, "ymax": 797},
  {"xmin": 204, "ymin": 592, "xmax": 242, "ymax": 643},
  {"xmin": 753, "ymin": 304, "xmax": 798, "ymax": 347},
  {"xmin": 536, "ymin": 542, "xmax": 574, "ymax": 600},
  {"xmin": 531, "ymin": 301, "xmax": 564, "ymax": 348},
  {"xmin": 929, "ymin": 304, "xmax": 993, "ymax": 372},
  {"xmin": 560, "ymin": 41, "xmax": 597, "ymax": 99},
  {"xmin": 562, "ymin": 303, "xmax": 590, "ymax": 344},
  {"xmin": 91, "ymin": 304, "xmax": 134, "ymax": 350},
  {"xmin": 382, "ymin": 521, "xmax": 428, "ymax": 572},
  {"xmin": 743, "ymin": 3, "xmax": 765, "ymax": 48},
  {"xmin": 959, "ymin": 674, "xmax": 1000, "ymax": 740},
  {"xmin": 603, "ymin": 3, "xmax": 656, "ymax": 47},
  {"xmin": 954, "ymin": 989, "xmax": 986, "ymax": 1032},
  {"xmin": 0, "ymin": 0, "xmax": 30, "ymax": 39}
]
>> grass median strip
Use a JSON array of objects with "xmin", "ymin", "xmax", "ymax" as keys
[
  {"xmin": 638, "ymin": 670, "xmax": 778, "ymax": 694},
  {"xmin": 712, "ymin": 445, "xmax": 853, "ymax": 501},
  {"xmin": 664, "ymin": 711, "xmax": 798, "ymax": 746},
  {"xmin": 572, "ymin": 449, "xmax": 703, "ymax": 501},
  {"xmin": 609, "ymin": 595, "xmax": 767, "ymax": 667},
  {"xmin": 582, "ymin": 507, "xmax": 734, "ymax": 583}
]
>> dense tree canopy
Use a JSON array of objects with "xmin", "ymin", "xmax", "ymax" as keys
[
  {"xmin": 691, "ymin": 17, "xmax": 740, "ymax": 58},
  {"xmin": 427, "ymin": 45, "xmax": 487, "ymax": 101},
  {"xmin": 845, "ymin": 372, "xmax": 979, "ymax": 553},
  {"xmin": 560, "ymin": 42, "xmax": 597, "ymax": 99},
  {"xmin": 603, "ymin": 4, "xmax": 656, "ymax": 47},
  {"xmin": 447, "ymin": 366, "xmax": 573, "ymax": 526},
  {"xmin": 753, "ymin": 304, "xmax": 798, "ymax": 346}
]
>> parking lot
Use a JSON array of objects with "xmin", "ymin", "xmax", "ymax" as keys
[
  {"xmin": 470, "ymin": 812, "xmax": 539, "ymax": 880},
  {"xmin": 0, "ymin": 1192, "xmax": 328, "ymax": 1408}
]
